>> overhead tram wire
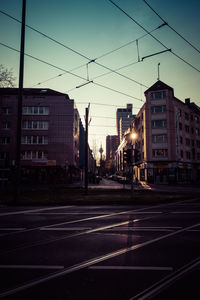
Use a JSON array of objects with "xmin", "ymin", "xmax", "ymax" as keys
[
  {"xmin": 108, "ymin": 0, "xmax": 200, "ymax": 73},
  {"xmin": 0, "ymin": 9, "xmax": 148, "ymax": 89},
  {"xmin": 142, "ymin": 0, "xmax": 200, "ymax": 55},
  {"xmin": 0, "ymin": 41, "xmax": 143, "ymax": 102}
]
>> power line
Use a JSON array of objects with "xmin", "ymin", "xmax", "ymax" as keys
[
  {"xmin": 0, "ymin": 9, "xmax": 148, "ymax": 88},
  {"xmin": 142, "ymin": 0, "xmax": 200, "ymax": 55},
  {"xmin": 76, "ymin": 102, "xmax": 141, "ymax": 109},
  {"xmin": 108, "ymin": 0, "xmax": 200, "ymax": 73},
  {"xmin": 0, "ymin": 41, "xmax": 143, "ymax": 102}
]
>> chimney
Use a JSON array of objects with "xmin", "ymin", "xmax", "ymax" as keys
[{"xmin": 185, "ymin": 98, "xmax": 190, "ymax": 105}]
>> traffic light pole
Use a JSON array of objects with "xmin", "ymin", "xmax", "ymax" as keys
[
  {"xmin": 131, "ymin": 145, "xmax": 134, "ymax": 200},
  {"xmin": 84, "ymin": 105, "xmax": 89, "ymax": 195}
]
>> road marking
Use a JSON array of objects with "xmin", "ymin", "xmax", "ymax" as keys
[
  {"xmin": 130, "ymin": 257, "xmax": 200, "ymax": 300},
  {"xmin": 0, "ymin": 222, "xmax": 199, "ymax": 298},
  {"xmin": 0, "ymin": 265, "xmax": 64, "ymax": 270},
  {"xmin": 40, "ymin": 227, "xmax": 91, "ymax": 231},
  {"xmin": 27, "ymin": 211, "xmax": 162, "ymax": 215},
  {"xmin": 0, "ymin": 228, "xmax": 26, "ymax": 231},
  {"xmin": 0, "ymin": 206, "xmax": 73, "ymax": 216},
  {"xmin": 89, "ymin": 266, "xmax": 173, "ymax": 271}
]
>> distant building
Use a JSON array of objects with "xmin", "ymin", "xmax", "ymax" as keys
[
  {"xmin": 131, "ymin": 80, "xmax": 200, "ymax": 184},
  {"xmin": 106, "ymin": 135, "xmax": 119, "ymax": 160},
  {"xmin": 116, "ymin": 104, "xmax": 136, "ymax": 142},
  {"xmin": 0, "ymin": 88, "xmax": 80, "ymax": 169}
]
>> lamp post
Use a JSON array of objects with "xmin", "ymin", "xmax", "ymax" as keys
[{"xmin": 130, "ymin": 132, "xmax": 137, "ymax": 200}]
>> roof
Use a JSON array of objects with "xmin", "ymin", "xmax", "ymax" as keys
[
  {"xmin": 0, "ymin": 88, "xmax": 69, "ymax": 98},
  {"xmin": 144, "ymin": 80, "xmax": 173, "ymax": 94}
]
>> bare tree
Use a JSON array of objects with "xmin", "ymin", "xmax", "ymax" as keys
[{"xmin": 0, "ymin": 64, "xmax": 16, "ymax": 87}]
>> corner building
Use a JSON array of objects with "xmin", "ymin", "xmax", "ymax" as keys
[
  {"xmin": 0, "ymin": 88, "xmax": 80, "ymax": 169},
  {"xmin": 132, "ymin": 80, "xmax": 200, "ymax": 184}
]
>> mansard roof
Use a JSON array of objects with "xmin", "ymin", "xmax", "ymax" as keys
[{"xmin": 144, "ymin": 80, "xmax": 173, "ymax": 94}]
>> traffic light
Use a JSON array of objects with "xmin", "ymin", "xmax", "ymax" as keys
[
  {"xmin": 123, "ymin": 148, "xmax": 132, "ymax": 164},
  {"xmin": 134, "ymin": 149, "xmax": 140, "ymax": 162}
]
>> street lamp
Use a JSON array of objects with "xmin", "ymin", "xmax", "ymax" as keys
[{"xmin": 130, "ymin": 132, "xmax": 137, "ymax": 200}]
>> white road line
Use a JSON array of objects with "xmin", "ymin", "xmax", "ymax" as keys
[
  {"xmin": 27, "ymin": 211, "xmax": 163, "ymax": 215},
  {"xmin": 0, "ymin": 206, "xmax": 73, "ymax": 217},
  {"xmin": 89, "ymin": 266, "xmax": 173, "ymax": 271},
  {"xmin": 0, "ymin": 265, "xmax": 64, "ymax": 270},
  {"xmin": 40, "ymin": 227, "xmax": 91, "ymax": 231},
  {"xmin": 0, "ymin": 228, "xmax": 26, "ymax": 231},
  {"xmin": 0, "ymin": 222, "xmax": 199, "ymax": 298}
]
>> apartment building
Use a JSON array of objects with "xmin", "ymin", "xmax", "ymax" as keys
[
  {"xmin": 0, "ymin": 88, "xmax": 80, "ymax": 170},
  {"xmin": 116, "ymin": 104, "xmax": 136, "ymax": 143},
  {"xmin": 131, "ymin": 80, "xmax": 200, "ymax": 184},
  {"xmin": 106, "ymin": 135, "xmax": 119, "ymax": 160}
]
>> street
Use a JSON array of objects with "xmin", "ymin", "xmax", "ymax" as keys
[{"xmin": 0, "ymin": 197, "xmax": 200, "ymax": 299}]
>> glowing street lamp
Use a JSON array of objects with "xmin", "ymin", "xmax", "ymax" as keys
[{"xmin": 130, "ymin": 131, "xmax": 137, "ymax": 200}]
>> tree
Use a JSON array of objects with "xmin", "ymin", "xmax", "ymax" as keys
[{"xmin": 0, "ymin": 64, "xmax": 16, "ymax": 87}]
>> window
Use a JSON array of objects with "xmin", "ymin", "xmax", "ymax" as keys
[
  {"xmin": 150, "ymin": 91, "xmax": 166, "ymax": 100},
  {"xmin": 22, "ymin": 121, "xmax": 49, "ymax": 130},
  {"xmin": 152, "ymin": 134, "xmax": 167, "ymax": 143},
  {"xmin": 21, "ymin": 136, "xmax": 48, "ymax": 144},
  {"xmin": 196, "ymin": 128, "xmax": 200, "ymax": 136},
  {"xmin": 195, "ymin": 116, "xmax": 199, "ymax": 123},
  {"xmin": 180, "ymin": 136, "xmax": 183, "ymax": 144},
  {"xmin": 2, "ymin": 107, "xmax": 12, "ymax": 114},
  {"xmin": 179, "ymin": 123, "xmax": 182, "ymax": 130},
  {"xmin": 191, "ymin": 127, "xmax": 194, "ymax": 134},
  {"xmin": 186, "ymin": 151, "xmax": 191, "ymax": 160},
  {"xmin": 185, "ymin": 112, "xmax": 189, "ymax": 120},
  {"xmin": 152, "ymin": 120, "xmax": 167, "ymax": 128},
  {"xmin": 196, "ymin": 140, "xmax": 200, "ymax": 148},
  {"xmin": 0, "ymin": 137, "xmax": 10, "ymax": 144},
  {"xmin": 197, "ymin": 153, "xmax": 200, "ymax": 160},
  {"xmin": 152, "ymin": 149, "xmax": 168, "ymax": 157},
  {"xmin": 180, "ymin": 150, "xmax": 183, "ymax": 158},
  {"xmin": 185, "ymin": 125, "xmax": 190, "ymax": 133},
  {"xmin": 151, "ymin": 105, "xmax": 166, "ymax": 113},
  {"xmin": 191, "ymin": 114, "xmax": 193, "ymax": 121},
  {"xmin": 192, "ymin": 149, "xmax": 195, "ymax": 160},
  {"xmin": 0, "ymin": 152, "xmax": 9, "ymax": 160},
  {"xmin": 1, "ymin": 122, "xmax": 10, "ymax": 129},
  {"xmin": 21, "ymin": 151, "xmax": 48, "ymax": 160},
  {"xmin": 22, "ymin": 106, "xmax": 49, "ymax": 115},
  {"xmin": 186, "ymin": 138, "xmax": 190, "ymax": 146}
]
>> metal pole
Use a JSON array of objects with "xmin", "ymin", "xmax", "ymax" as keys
[
  {"xmin": 131, "ymin": 144, "xmax": 134, "ymax": 200},
  {"xmin": 84, "ymin": 106, "xmax": 89, "ymax": 194},
  {"xmin": 14, "ymin": 0, "xmax": 26, "ymax": 202}
]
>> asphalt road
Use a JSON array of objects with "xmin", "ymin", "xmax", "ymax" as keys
[{"xmin": 0, "ymin": 197, "xmax": 200, "ymax": 299}]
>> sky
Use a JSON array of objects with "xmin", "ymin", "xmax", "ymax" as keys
[{"xmin": 0, "ymin": 0, "xmax": 200, "ymax": 159}]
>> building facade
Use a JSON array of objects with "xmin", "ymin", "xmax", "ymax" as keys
[
  {"xmin": 0, "ymin": 88, "xmax": 80, "ymax": 170},
  {"xmin": 131, "ymin": 80, "xmax": 200, "ymax": 184},
  {"xmin": 106, "ymin": 135, "xmax": 119, "ymax": 160},
  {"xmin": 116, "ymin": 104, "xmax": 136, "ymax": 143}
]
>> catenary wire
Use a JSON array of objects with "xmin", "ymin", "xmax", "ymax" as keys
[
  {"xmin": 0, "ymin": 41, "xmax": 143, "ymax": 102},
  {"xmin": 0, "ymin": 9, "xmax": 148, "ymax": 88},
  {"xmin": 142, "ymin": 0, "xmax": 200, "ymax": 55},
  {"xmin": 108, "ymin": 0, "xmax": 200, "ymax": 73}
]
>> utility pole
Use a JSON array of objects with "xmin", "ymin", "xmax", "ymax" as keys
[
  {"xmin": 14, "ymin": 0, "xmax": 26, "ymax": 202},
  {"xmin": 84, "ymin": 105, "xmax": 89, "ymax": 194},
  {"xmin": 131, "ymin": 145, "xmax": 134, "ymax": 200}
]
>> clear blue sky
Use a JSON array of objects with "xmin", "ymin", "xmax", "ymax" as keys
[{"xmin": 0, "ymin": 0, "xmax": 200, "ymax": 158}]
